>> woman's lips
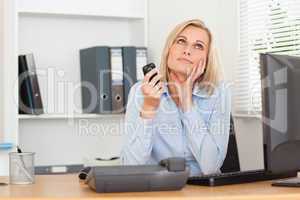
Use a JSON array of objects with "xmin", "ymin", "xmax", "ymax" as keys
[{"xmin": 177, "ymin": 57, "xmax": 193, "ymax": 64}]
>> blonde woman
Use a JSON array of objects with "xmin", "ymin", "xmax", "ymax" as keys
[{"xmin": 120, "ymin": 19, "xmax": 231, "ymax": 176}]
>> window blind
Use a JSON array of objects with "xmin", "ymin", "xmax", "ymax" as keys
[{"xmin": 235, "ymin": 0, "xmax": 300, "ymax": 115}]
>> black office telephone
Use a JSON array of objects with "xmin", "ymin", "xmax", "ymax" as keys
[{"xmin": 79, "ymin": 157, "xmax": 189, "ymax": 193}]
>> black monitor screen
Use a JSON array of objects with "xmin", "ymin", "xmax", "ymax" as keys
[{"xmin": 260, "ymin": 53, "xmax": 300, "ymax": 173}]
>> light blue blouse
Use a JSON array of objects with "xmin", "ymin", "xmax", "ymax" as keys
[{"xmin": 120, "ymin": 81, "xmax": 231, "ymax": 176}]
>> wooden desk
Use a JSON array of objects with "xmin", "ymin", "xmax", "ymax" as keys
[{"xmin": 0, "ymin": 174, "xmax": 299, "ymax": 199}]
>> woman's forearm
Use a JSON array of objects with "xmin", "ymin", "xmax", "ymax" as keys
[
  {"xmin": 181, "ymin": 83, "xmax": 231, "ymax": 174},
  {"xmin": 121, "ymin": 116, "xmax": 155, "ymax": 165},
  {"xmin": 120, "ymin": 83, "xmax": 156, "ymax": 165},
  {"xmin": 181, "ymin": 109, "xmax": 229, "ymax": 174}
]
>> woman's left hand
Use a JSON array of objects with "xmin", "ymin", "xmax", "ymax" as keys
[{"xmin": 169, "ymin": 59, "xmax": 205, "ymax": 112}]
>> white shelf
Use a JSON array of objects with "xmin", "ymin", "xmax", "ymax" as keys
[
  {"xmin": 17, "ymin": 0, "xmax": 146, "ymax": 117},
  {"xmin": 18, "ymin": 10, "xmax": 145, "ymax": 20},
  {"xmin": 1, "ymin": 0, "xmax": 147, "ymax": 173},
  {"xmin": 18, "ymin": 113, "xmax": 125, "ymax": 120},
  {"xmin": 233, "ymin": 113, "xmax": 261, "ymax": 119},
  {"xmin": 17, "ymin": 0, "xmax": 146, "ymax": 19}
]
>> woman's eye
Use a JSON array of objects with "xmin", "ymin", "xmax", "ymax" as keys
[
  {"xmin": 194, "ymin": 43, "xmax": 204, "ymax": 49},
  {"xmin": 177, "ymin": 38, "xmax": 186, "ymax": 45}
]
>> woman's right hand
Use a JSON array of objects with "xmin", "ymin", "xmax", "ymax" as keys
[{"xmin": 140, "ymin": 69, "xmax": 163, "ymax": 119}]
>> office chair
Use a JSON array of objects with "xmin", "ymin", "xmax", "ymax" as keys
[{"xmin": 220, "ymin": 115, "xmax": 241, "ymax": 173}]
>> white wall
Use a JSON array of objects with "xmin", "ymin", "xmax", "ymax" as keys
[
  {"xmin": 19, "ymin": 117, "xmax": 124, "ymax": 165},
  {"xmin": 234, "ymin": 117, "xmax": 264, "ymax": 170},
  {"xmin": 0, "ymin": 0, "xmax": 18, "ymax": 176},
  {"xmin": 217, "ymin": 0, "xmax": 239, "ymax": 82},
  {"xmin": 0, "ymin": 0, "xmax": 4, "ymax": 142},
  {"xmin": 147, "ymin": 0, "xmax": 264, "ymax": 171}
]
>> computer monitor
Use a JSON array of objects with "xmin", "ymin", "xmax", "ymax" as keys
[
  {"xmin": 260, "ymin": 53, "xmax": 300, "ymax": 175},
  {"xmin": 159, "ymin": 53, "xmax": 300, "ymax": 187}
]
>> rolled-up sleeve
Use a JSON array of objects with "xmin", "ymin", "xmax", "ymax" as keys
[
  {"xmin": 120, "ymin": 82, "xmax": 156, "ymax": 165},
  {"xmin": 181, "ymin": 82, "xmax": 231, "ymax": 174}
]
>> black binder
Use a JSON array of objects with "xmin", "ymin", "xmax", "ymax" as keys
[
  {"xmin": 18, "ymin": 54, "xmax": 43, "ymax": 115},
  {"xmin": 122, "ymin": 47, "xmax": 137, "ymax": 108},
  {"xmin": 110, "ymin": 47, "xmax": 125, "ymax": 113},
  {"xmin": 80, "ymin": 46, "xmax": 112, "ymax": 114}
]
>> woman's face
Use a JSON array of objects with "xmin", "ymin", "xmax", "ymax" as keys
[{"xmin": 167, "ymin": 25, "xmax": 210, "ymax": 82}]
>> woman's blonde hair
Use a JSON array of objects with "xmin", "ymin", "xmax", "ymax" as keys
[{"xmin": 159, "ymin": 19, "xmax": 222, "ymax": 95}]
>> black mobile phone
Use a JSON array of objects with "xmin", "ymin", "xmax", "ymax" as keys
[
  {"xmin": 142, "ymin": 63, "xmax": 159, "ymax": 85},
  {"xmin": 142, "ymin": 63, "xmax": 156, "ymax": 76}
]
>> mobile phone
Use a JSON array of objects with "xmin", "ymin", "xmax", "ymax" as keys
[
  {"xmin": 142, "ymin": 63, "xmax": 156, "ymax": 76},
  {"xmin": 142, "ymin": 63, "xmax": 159, "ymax": 85}
]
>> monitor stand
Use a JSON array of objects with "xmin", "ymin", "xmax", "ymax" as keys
[{"xmin": 272, "ymin": 173, "xmax": 300, "ymax": 187}]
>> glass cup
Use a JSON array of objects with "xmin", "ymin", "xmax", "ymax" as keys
[{"xmin": 9, "ymin": 152, "xmax": 35, "ymax": 184}]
